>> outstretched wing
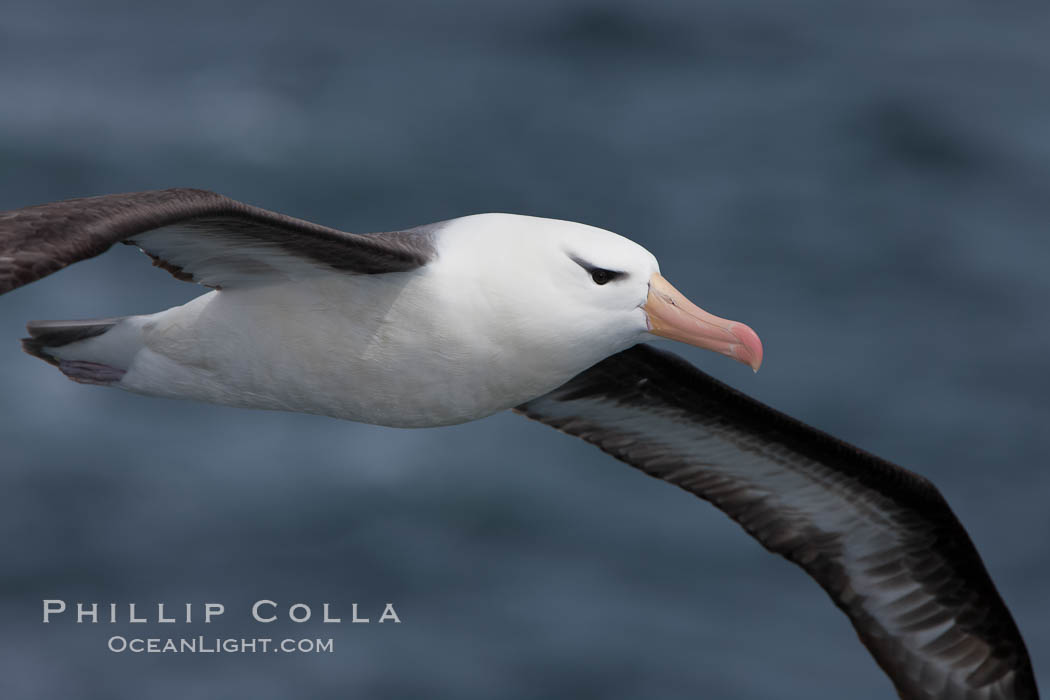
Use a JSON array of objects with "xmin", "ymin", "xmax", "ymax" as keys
[
  {"xmin": 0, "ymin": 188, "xmax": 435, "ymax": 293},
  {"xmin": 516, "ymin": 344, "xmax": 1038, "ymax": 700}
]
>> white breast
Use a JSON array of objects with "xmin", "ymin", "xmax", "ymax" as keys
[{"xmin": 118, "ymin": 270, "xmax": 598, "ymax": 428}]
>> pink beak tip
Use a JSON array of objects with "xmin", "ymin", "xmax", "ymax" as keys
[{"xmin": 731, "ymin": 323, "xmax": 764, "ymax": 372}]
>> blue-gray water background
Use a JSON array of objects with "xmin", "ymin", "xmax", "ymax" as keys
[{"xmin": 1, "ymin": 1, "xmax": 1048, "ymax": 698}]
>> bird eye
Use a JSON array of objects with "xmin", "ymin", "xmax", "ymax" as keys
[{"xmin": 569, "ymin": 254, "xmax": 624, "ymax": 285}]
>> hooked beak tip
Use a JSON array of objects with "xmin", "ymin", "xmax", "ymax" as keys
[{"xmin": 729, "ymin": 322, "xmax": 763, "ymax": 372}]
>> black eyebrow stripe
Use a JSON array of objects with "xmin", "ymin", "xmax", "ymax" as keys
[{"xmin": 569, "ymin": 254, "xmax": 626, "ymax": 279}]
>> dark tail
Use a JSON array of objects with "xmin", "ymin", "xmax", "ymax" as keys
[{"xmin": 22, "ymin": 317, "xmax": 129, "ymax": 384}]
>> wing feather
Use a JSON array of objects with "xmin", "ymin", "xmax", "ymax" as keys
[
  {"xmin": 516, "ymin": 344, "xmax": 1038, "ymax": 700},
  {"xmin": 0, "ymin": 188, "xmax": 434, "ymax": 293}
]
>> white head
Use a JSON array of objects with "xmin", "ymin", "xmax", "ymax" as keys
[{"xmin": 429, "ymin": 213, "xmax": 761, "ymax": 385}]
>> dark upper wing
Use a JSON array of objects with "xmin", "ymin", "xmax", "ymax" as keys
[
  {"xmin": 0, "ymin": 188, "xmax": 434, "ymax": 293},
  {"xmin": 516, "ymin": 344, "xmax": 1038, "ymax": 700}
]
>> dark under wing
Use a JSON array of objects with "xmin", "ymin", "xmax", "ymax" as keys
[
  {"xmin": 0, "ymin": 188, "xmax": 435, "ymax": 293},
  {"xmin": 516, "ymin": 344, "xmax": 1038, "ymax": 700}
]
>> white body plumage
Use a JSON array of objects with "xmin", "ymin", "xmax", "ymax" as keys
[{"xmin": 51, "ymin": 214, "xmax": 659, "ymax": 427}]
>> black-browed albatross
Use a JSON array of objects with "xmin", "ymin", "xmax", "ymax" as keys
[{"xmin": 0, "ymin": 189, "xmax": 1038, "ymax": 700}]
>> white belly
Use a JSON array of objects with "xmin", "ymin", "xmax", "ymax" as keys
[{"xmin": 118, "ymin": 272, "xmax": 607, "ymax": 428}]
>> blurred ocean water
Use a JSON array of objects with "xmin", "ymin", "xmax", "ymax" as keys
[{"xmin": 1, "ymin": 1, "xmax": 1048, "ymax": 698}]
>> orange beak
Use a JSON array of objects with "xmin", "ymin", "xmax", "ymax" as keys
[{"xmin": 644, "ymin": 273, "xmax": 763, "ymax": 371}]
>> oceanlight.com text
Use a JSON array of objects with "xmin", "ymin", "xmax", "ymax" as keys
[{"xmin": 107, "ymin": 636, "xmax": 334, "ymax": 654}]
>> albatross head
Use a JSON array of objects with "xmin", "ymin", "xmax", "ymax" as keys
[{"xmin": 432, "ymin": 214, "xmax": 763, "ymax": 374}]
